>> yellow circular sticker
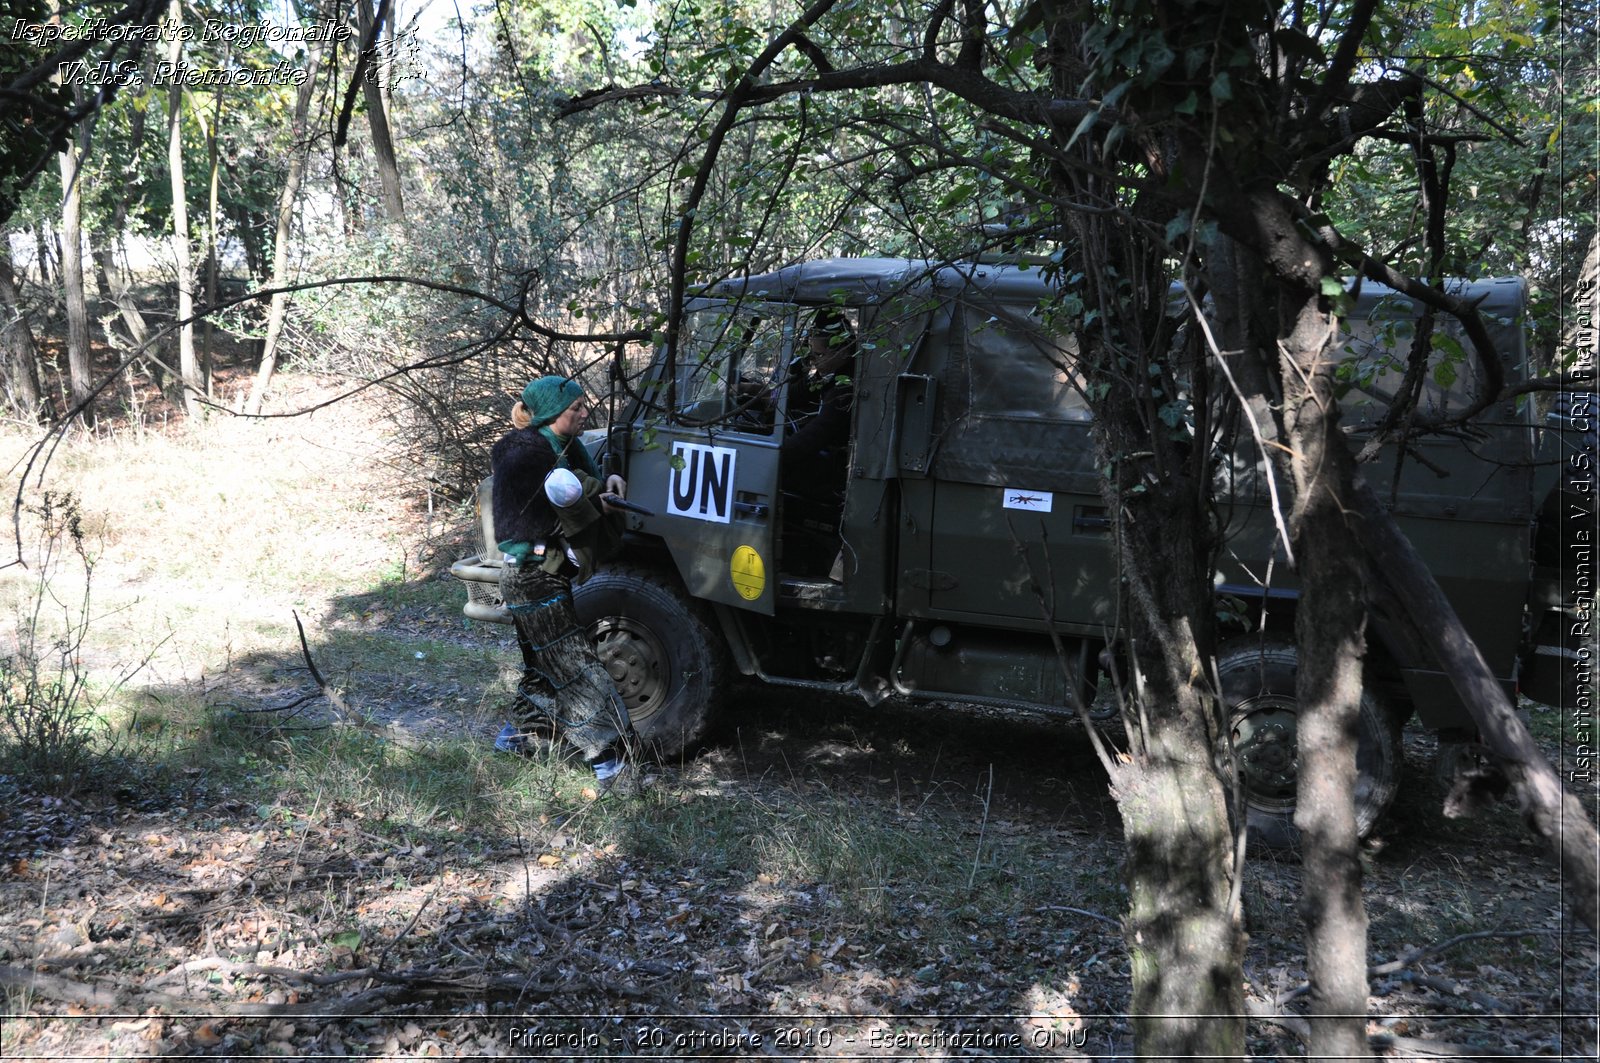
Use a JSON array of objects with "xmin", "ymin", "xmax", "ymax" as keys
[{"xmin": 730, "ymin": 545, "xmax": 767, "ymax": 601}]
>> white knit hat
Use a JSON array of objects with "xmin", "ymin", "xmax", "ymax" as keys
[{"xmin": 543, "ymin": 468, "xmax": 583, "ymax": 507}]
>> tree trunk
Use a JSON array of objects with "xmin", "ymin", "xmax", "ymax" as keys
[
  {"xmin": 1118, "ymin": 687, "xmax": 1246, "ymax": 1061},
  {"xmin": 91, "ymin": 245, "xmax": 111, "ymax": 302},
  {"xmin": 202, "ymin": 62, "xmax": 225, "ymax": 399},
  {"xmin": 1279, "ymin": 290, "xmax": 1373, "ymax": 1062},
  {"xmin": 95, "ymin": 77, "xmax": 159, "ymax": 385},
  {"xmin": 57, "ymin": 88, "xmax": 94, "ymax": 426},
  {"xmin": 245, "ymin": 35, "xmax": 326, "ymax": 415},
  {"xmin": 358, "ymin": 0, "xmax": 405, "ymax": 221},
  {"xmin": 1112, "ymin": 506, "xmax": 1245, "ymax": 1061},
  {"xmin": 379, "ymin": 0, "xmax": 396, "ymax": 116},
  {"xmin": 0, "ymin": 245, "xmax": 45, "ymax": 415},
  {"xmin": 166, "ymin": 0, "xmax": 201, "ymax": 417},
  {"xmin": 1083, "ymin": 271, "xmax": 1245, "ymax": 1059},
  {"xmin": 33, "ymin": 225, "xmax": 54, "ymax": 288},
  {"xmin": 93, "ymin": 241, "xmax": 151, "ymax": 353},
  {"xmin": 227, "ymin": 202, "xmax": 265, "ymax": 280},
  {"xmin": 1039, "ymin": 38, "xmax": 1245, "ymax": 1047}
]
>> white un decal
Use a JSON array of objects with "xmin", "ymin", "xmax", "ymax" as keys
[{"xmin": 666, "ymin": 442, "xmax": 737, "ymax": 524}]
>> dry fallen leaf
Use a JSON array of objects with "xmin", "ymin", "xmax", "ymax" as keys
[
  {"xmin": 191, "ymin": 1022, "xmax": 223, "ymax": 1046},
  {"xmin": 536, "ymin": 854, "xmax": 561, "ymax": 868}
]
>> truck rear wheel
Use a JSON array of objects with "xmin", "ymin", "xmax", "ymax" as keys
[
  {"xmin": 1218, "ymin": 638, "xmax": 1402, "ymax": 852},
  {"xmin": 573, "ymin": 566, "xmax": 726, "ymax": 759}
]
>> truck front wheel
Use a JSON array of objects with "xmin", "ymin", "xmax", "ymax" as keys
[
  {"xmin": 1218, "ymin": 638, "xmax": 1403, "ymax": 851},
  {"xmin": 573, "ymin": 566, "xmax": 726, "ymax": 759}
]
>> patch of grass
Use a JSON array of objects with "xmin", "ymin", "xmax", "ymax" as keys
[
  {"xmin": 173, "ymin": 700, "xmax": 617, "ymax": 843},
  {"xmin": 0, "ymin": 404, "xmax": 460, "ymax": 697},
  {"xmin": 315, "ymin": 628, "xmax": 501, "ymax": 677},
  {"xmin": 606, "ymin": 781, "xmax": 1070, "ymax": 934},
  {"xmin": 327, "ymin": 566, "xmax": 468, "ymax": 626},
  {"xmin": 138, "ymin": 684, "xmax": 1086, "ymax": 960},
  {"xmin": 1522, "ymin": 699, "xmax": 1564, "ymax": 745}
]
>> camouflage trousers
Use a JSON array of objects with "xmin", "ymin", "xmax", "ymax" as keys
[{"xmin": 499, "ymin": 556, "xmax": 632, "ymax": 762}]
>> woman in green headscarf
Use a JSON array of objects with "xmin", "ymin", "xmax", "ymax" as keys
[{"xmin": 490, "ymin": 375, "xmax": 638, "ymax": 793}]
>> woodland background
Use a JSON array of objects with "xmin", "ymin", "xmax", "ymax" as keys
[{"xmin": 0, "ymin": 0, "xmax": 1596, "ymax": 1058}]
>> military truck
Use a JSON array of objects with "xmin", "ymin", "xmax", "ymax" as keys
[{"xmin": 454, "ymin": 258, "xmax": 1583, "ymax": 847}]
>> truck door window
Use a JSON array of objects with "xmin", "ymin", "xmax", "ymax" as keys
[
  {"xmin": 962, "ymin": 305, "xmax": 1088, "ymax": 422},
  {"xmin": 1337, "ymin": 309, "xmax": 1483, "ymax": 424},
  {"xmin": 931, "ymin": 302, "xmax": 1098, "ymax": 490},
  {"xmin": 672, "ymin": 306, "xmax": 789, "ymax": 431}
]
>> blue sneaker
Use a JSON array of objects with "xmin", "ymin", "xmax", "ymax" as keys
[
  {"xmin": 592, "ymin": 760, "xmax": 653, "ymax": 798},
  {"xmin": 494, "ymin": 723, "xmax": 528, "ymax": 754}
]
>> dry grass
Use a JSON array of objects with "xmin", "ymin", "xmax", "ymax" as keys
[{"xmin": 1, "ymin": 375, "xmax": 486, "ymax": 720}]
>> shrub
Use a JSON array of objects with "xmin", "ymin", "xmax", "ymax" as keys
[{"xmin": 0, "ymin": 492, "xmax": 125, "ymax": 793}]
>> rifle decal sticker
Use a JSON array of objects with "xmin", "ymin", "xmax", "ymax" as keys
[{"xmin": 1002, "ymin": 489, "xmax": 1054, "ymax": 513}]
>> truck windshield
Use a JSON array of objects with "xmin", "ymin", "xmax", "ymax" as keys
[{"xmin": 670, "ymin": 305, "xmax": 790, "ymax": 430}]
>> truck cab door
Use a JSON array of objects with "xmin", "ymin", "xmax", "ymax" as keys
[
  {"xmin": 623, "ymin": 301, "xmax": 793, "ymax": 615},
  {"xmin": 898, "ymin": 299, "xmax": 1115, "ymax": 628}
]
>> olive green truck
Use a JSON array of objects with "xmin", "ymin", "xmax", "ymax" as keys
[{"xmin": 454, "ymin": 258, "xmax": 1590, "ymax": 847}]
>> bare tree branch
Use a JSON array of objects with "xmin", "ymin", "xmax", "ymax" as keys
[
  {"xmin": 1305, "ymin": 0, "xmax": 1381, "ymax": 124},
  {"xmin": 555, "ymin": 81, "xmax": 703, "ymax": 118}
]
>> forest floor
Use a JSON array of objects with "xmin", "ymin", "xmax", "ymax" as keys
[{"xmin": 0, "ymin": 362, "xmax": 1595, "ymax": 1060}]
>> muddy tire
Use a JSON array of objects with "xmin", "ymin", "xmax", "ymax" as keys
[
  {"xmin": 573, "ymin": 566, "xmax": 726, "ymax": 759},
  {"xmin": 1219, "ymin": 638, "xmax": 1403, "ymax": 852}
]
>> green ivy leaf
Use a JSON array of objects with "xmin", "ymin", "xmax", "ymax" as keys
[
  {"xmin": 1064, "ymin": 108, "xmax": 1099, "ymax": 151},
  {"xmin": 1143, "ymin": 36, "xmax": 1175, "ymax": 76},
  {"xmin": 1101, "ymin": 80, "xmax": 1132, "ymax": 108}
]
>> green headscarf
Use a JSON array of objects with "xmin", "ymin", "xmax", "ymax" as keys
[{"xmin": 521, "ymin": 375, "xmax": 600, "ymax": 478}]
